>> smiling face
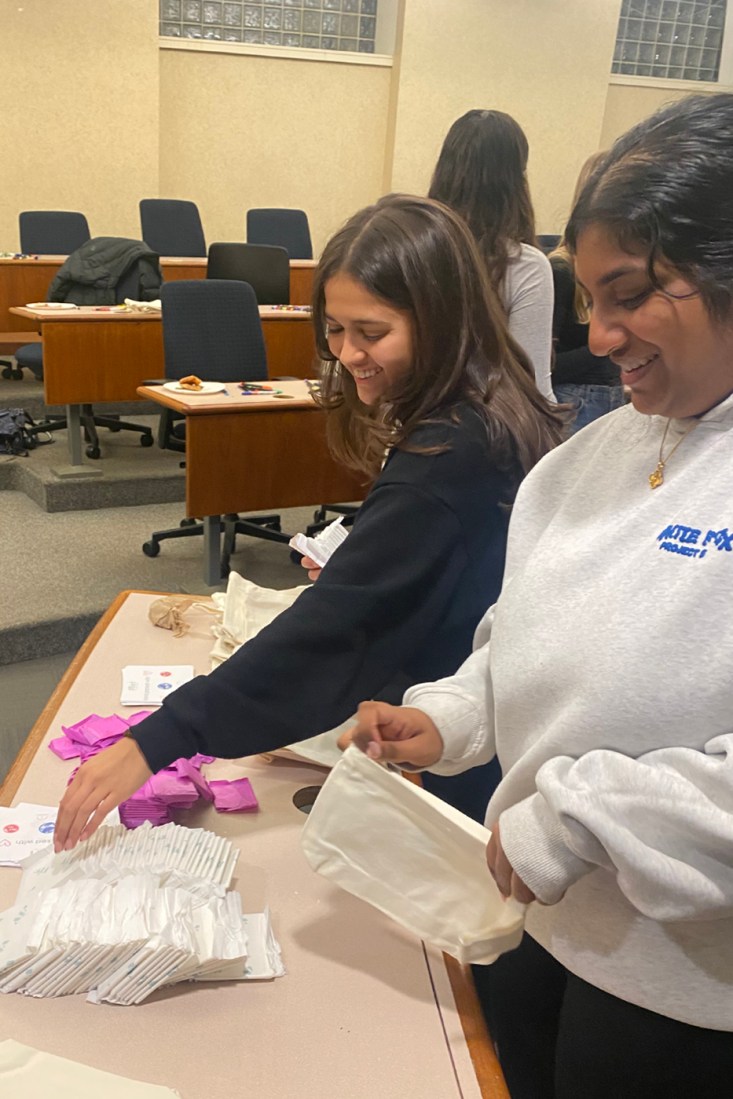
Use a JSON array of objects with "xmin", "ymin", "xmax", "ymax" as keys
[
  {"xmin": 575, "ymin": 223, "xmax": 733, "ymax": 419},
  {"xmin": 323, "ymin": 273, "xmax": 414, "ymax": 406}
]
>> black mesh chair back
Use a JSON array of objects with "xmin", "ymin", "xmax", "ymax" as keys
[
  {"xmin": 537, "ymin": 234, "xmax": 561, "ymax": 254},
  {"xmin": 139, "ymin": 199, "xmax": 206, "ymax": 258},
  {"xmin": 246, "ymin": 208, "xmax": 313, "ymax": 260},
  {"xmin": 19, "ymin": 211, "xmax": 90, "ymax": 254},
  {"xmin": 206, "ymin": 242, "xmax": 290, "ymax": 306},
  {"xmin": 161, "ymin": 279, "xmax": 267, "ymax": 382}
]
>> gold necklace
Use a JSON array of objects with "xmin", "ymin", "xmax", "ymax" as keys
[{"xmin": 649, "ymin": 418, "xmax": 699, "ymax": 489}]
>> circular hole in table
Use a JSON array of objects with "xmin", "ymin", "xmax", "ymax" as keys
[{"xmin": 292, "ymin": 785, "xmax": 323, "ymax": 814}]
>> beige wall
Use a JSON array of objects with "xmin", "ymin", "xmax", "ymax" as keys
[
  {"xmin": 158, "ymin": 49, "xmax": 391, "ymax": 257},
  {"xmin": 4, "ymin": 0, "xmax": 724, "ymax": 265},
  {"xmin": 600, "ymin": 81, "xmax": 720, "ymax": 149},
  {"xmin": 0, "ymin": 0, "xmax": 159, "ymax": 250},
  {"xmin": 388, "ymin": 0, "xmax": 623, "ymax": 234}
]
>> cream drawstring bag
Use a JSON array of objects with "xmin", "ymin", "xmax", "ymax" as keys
[
  {"xmin": 209, "ymin": 571, "xmax": 308, "ymax": 668},
  {"xmin": 301, "ymin": 747, "xmax": 525, "ymax": 965}
]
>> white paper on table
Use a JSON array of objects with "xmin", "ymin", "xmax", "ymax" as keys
[
  {"xmin": 120, "ymin": 665, "xmax": 195, "ymax": 706},
  {"xmin": 0, "ymin": 823, "xmax": 274, "ymax": 1006},
  {"xmin": 0, "ymin": 804, "xmax": 120, "ymax": 868},
  {"xmin": 288, "ymin": 515, "xmax": 349, "ymax": 568},
  {"xmin": 0, "ymin": 1040, "xmax": 180, "ymax": 1097},
  {"xmin": 195, "ymin": 908, "xmax": 285, "ymax": 981}
]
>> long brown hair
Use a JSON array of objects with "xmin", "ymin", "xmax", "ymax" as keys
[
  {"xmin": 312, "ymin": 194, "xmax": 563, "ymax": 480},
  {"xmin": 428, "ymin": 110, "xmax": 537, "ymax": 289}
]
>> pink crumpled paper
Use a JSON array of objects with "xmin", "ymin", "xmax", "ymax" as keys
[
  {"xmin": 208, "ymin": 778, "xmax": 258, "ymax": 813},
  {"xmin": 49, "ymin": 712, "xmax": 258, "ymax": 829}
]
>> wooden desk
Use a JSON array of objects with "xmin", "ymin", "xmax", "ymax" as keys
[
  {"xmin": 138, "ymin": 380, "xmax": 365, "ymax": 585},
  {"xmin": 0, "ymin": 589, "xmax": 507, "ymax": 1099},
  {"xmin": 10, "ymin": 305, "xmax": 317, "ymax": 471},
  {"xmin": 0, "ymin": 256, "xmax": 315, "ymax": 350}
]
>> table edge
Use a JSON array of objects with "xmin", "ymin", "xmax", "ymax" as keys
[{"xmin": 0, "ymin": 589, "xmax": 508, "ymax": 1098}]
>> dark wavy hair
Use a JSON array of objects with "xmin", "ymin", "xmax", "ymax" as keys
[
  {"xmin": 312, "ymin": 194, "xmax": 563, "ymax": 480},
  {"xmin": 428, "ymin": 109, "xmax": 537, "ymax": 288},
  {"xmin": 566, "ymin": 93, "xmax": 733, "ymax": 322}
]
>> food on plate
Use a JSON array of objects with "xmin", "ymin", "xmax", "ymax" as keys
[{"xmin": 178, "ymin": 375, "xmax": 204, "ymax": 391}]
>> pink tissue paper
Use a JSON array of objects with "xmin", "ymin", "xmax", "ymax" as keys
[{"xmin": 50, "ymin": 712, "xmax": 259, "ymax": 829}]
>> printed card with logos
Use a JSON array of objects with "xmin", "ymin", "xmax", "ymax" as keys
[
  {"xmin": 120, "ymin": 665, "xmax": 195, "ymax": 706},
  {"xmin": 0, "ymin": 804, "xmax": 120, "ymax": 867}
]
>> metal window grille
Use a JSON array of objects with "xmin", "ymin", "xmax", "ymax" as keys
[
  {"xmin": 612, "ymin": 0, "xmax": 725, "ymax": 81},
  {"xmin": 160, "ymin": 0, "xmax": 378, "ymax": 54}
]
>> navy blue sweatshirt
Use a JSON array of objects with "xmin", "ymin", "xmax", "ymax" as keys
[{"xmin": 132, "ymin": 403, "xmax": 512, "ymax": 794}]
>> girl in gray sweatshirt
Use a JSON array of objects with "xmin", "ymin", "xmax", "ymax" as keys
[{"xmin": 348, "ymin": 93, "xmax": 733, "ymax": 1098}]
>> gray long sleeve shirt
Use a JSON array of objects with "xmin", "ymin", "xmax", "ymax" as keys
[{"xmin": 407, "ymin": 395, "xmax": 733, "ymax": 1030}]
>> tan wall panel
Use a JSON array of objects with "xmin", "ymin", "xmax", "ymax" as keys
[
  {"xmin": 159, "ymin": 49, "xmax": 392, "ymax": 258},
  {"xmin": 600, "ymin": 81, "xmax": 721, "ymax": 150},
  {"xmin": 0, "ymin": 0, "xmax": 159, "ymax": 251},
  {"xmin": 388, "ymin": 0, "xmax": 623, "ymax": 235}
]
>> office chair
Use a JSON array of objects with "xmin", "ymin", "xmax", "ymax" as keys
[
  {"xmin": 14, "ymin": 257, "xmax": 155, "ymax": 458},
  {"xmin": 246, "ymin": 208, "xmax": 313, "ymax": 260},
  {"xmin": 139, "ymin": 199, "xmax": 206, "ymax": 258},
  {"xmin": 207, "ymin": 242, "xmax": 290, "ymax": 305},
  {"xmin": 142, "ymin": 280, "xmax": 291, "ymax": 571},
  {"xmin": 537, "ymin": 234, "xmax": 561, "ymax": 254},
  {"xmin": 19, "ymin": 210, "xmax": 91, "ymax": 256},
  {"xmin": 2, "ymin": 211, "xmax": 93, "ymax": 381}
]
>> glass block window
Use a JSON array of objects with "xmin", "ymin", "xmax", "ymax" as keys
[
  {"xmin": 612, "ymin": 0, "xmax": 726, "ymax": 81},
  {"xmin": 160, "ymin": 0, "xmax": 378, "ymax": 53}
]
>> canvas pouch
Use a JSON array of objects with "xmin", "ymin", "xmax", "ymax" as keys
[{"xmin": 301, "ymin": 747, "xmax": 525, "ymax": 965}]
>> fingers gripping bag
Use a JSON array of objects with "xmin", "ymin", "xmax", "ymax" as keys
[{"xmin": 301, "ymin": 747, "xmax": 525, "ymax": 965}]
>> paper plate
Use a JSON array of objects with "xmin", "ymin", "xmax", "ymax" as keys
[
  {"xmin": 162, "ymin": 381, "xmax": 227, "ymax": 395},
  {"xmin": 25, "ymin": 302, "xmax": 77, "ymax": 310}
]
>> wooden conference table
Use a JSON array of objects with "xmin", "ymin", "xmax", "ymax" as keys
[
  {"xmin": 10, "ymin": 304, "xmax": 317, "ymax": 471},
  {"xmin": 0, "ymin": 590, "xmax": 508, "ymax": 1099},
  {"xmin": 0, "ymin": 254, "xmax": 315, "ymax": 352},
  {"xmin": 137, "ymin": 379, "xmax": 365, "ymax": 585}
]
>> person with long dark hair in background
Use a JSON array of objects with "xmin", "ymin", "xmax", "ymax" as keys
[{"xmin": 429, "ymin": 108, "xmax": 554, "ymax": 401}]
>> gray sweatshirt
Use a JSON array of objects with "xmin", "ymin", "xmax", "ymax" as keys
[{"xmin": 406, "ymin": 394, "xmax": 733, "ymax": 1030}]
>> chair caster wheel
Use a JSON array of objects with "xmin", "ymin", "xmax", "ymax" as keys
[
  {"xmin": 2, "ymin": 365, "xmax": 22, "ymax": 380},
  {"xmin": 108, "ymin": 423, "xmax": 122, "ymax": 433},
  {"xmin": 140, "ymin": 433, "xmax": 154, "ymax": 447},
  {"xmin": 86, "ymin": 445, "xmax": 101, "ymax": 459},
  {"xmin": 312, "ymin": 508, "xmax": 326, "ymax": 523},
  {"xmin": 142, "ymin": 540, "xmax": 160, "ymax": 557},
  {"xmin": 180, "ymin": 517, "xmax": 198, "ymax": 527}
]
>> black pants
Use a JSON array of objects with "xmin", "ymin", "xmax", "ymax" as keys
[{"xmin": 473, "ymin": 933, "xmax": 733, "ymax": 1099}]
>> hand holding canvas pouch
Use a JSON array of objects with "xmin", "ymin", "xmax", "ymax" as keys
[{"xmin": 301, "ymin": 747, "xmax": 525, "ymax": 964}]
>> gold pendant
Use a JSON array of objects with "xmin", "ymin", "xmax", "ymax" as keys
[{"xmin": 649, "ymin": 462, "xmax": 664, "ymax": 490}]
